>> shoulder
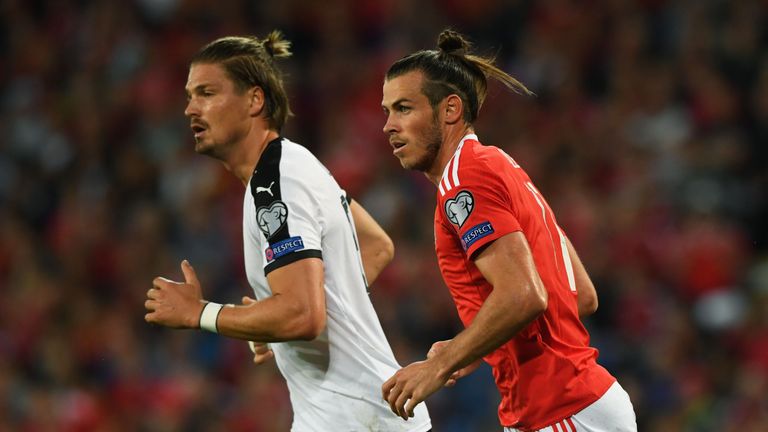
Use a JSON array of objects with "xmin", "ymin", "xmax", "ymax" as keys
[
  {"xmin": 461, "ymin": 140, "xmax": 510, "ymax": 174},
  {"xmin": 249, "ymin": 138, "xmax": 302, "ymax": 209},
  {"xmin": 255, "ymin": 138, "xmax": 318, "ymax": 172},
  {"xmin": 251, "ymin": 138, "xmax": 330, "ymax": 194},
  {"xmin": 279, "ymin": 139, "xmax": 334, "ymax": 185},
  {"xmin": 279, "ymin": 138, "xmax": 320, "ymax": 164},
  {"xmin": 438, "ymin": 139, "xmax": 509, "ymax": 201}
]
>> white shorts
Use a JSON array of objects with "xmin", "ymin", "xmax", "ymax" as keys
[{"xmin": 504, "ymin": 381, "xmax": 637, "ymax": 432}]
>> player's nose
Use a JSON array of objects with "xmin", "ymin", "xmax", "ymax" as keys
[
  {"xmin": 184, "ymin": 98, "xmax": 200, "ymax": 118},
  {"xmin": 383, "ymin": 113, "xmax": 398, "ymax": 135}
]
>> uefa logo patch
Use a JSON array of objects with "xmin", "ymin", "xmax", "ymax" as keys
[
  {"xmin": 445, "ymin": 190, "xmax": 474, "ymax": 227},
  {"xmin": 257, "ymin": 201, "xmax": 288, "ymax": 239}
]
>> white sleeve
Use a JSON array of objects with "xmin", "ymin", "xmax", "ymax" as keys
[{"xmin": 251, "ymin": 170, "xmax": 323, "ymax": 275}]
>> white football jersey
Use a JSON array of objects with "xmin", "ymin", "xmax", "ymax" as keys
[{"xmin": 242, "ymin": 137, "xmax": 431, "ymax": 432}]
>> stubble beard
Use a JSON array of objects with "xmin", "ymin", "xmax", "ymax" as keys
[
  {"xmin": 194, "ymin": 137, "xmax": 211, "ymax": 155},
  {"xmin": 404, "ymin": 117, "xmax": 443, "ymax": 173},
  {"xmin": 194, "ymin": 139, "xmax": 223, "ymax": 160},
  {"xmin": 194, "ymin": 132, "xmax": 235, "ymax": 162}
]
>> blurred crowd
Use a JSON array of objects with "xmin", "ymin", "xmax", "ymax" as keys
[{"xmin": 1, "ymin": 0, "xmax": 767, "ymax": 431}]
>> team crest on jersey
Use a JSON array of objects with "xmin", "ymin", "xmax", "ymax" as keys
[
  {"xmin": 445, "ymin": 190, "xmax": 474, "ymax": 228},
  {"xmin": 256, "ymin": 201, "xmax": 288, "ymax": 239}
]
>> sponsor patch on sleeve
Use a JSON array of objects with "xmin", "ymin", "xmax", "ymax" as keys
[
  {"xmin": 265, "ymin": 236, "xmax": 305, "ymax": 262},
  {"xmin": 460, "ymin": 221, "xmax": 495, "ymax": 251}
]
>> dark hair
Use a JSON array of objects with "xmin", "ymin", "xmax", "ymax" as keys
[
  {"xmin": 385, "ymin": 29, "xmax": 532, "ymax": 123},
  {"xmin": 191, "ymin": 31, "xmax": 293, "ymax": 131}
]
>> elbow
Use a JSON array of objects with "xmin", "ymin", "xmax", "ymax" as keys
[
  {"xmin": 530, "ymin": 283, "xmax": 548, "ymax": 317},
  {"xmin": 580, "ymin": 294, "xmax": 598, "ymax": 317},
  {"xmin": 295, "ymin": 326, "xmax": 324, "ymax": 341},
  {"xmin": 379, "ymin": 234, "xmax": 395, "ymax": 265},
  {"xmin": 288, "ymin": 308, "xmax": 326, "ymax": 341}
]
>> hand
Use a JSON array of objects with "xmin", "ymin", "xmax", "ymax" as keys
[
  {"xmin": 382, "ymin": 359, "xmax": 449, "ymax": 421},
  {"xmin": 427, "ymin": 340, "xmax": 481, "ymax": 387},
  {"xmin": 243, "ymin": 296, "xmax": 274, "ymax": 364},
  {"xmin": 144, "ymin": 260, "xmax": 204, "ymax": 328},
  {"xmin": 248, "ymin": 341, "xmax": 274, "ymax": 364}
]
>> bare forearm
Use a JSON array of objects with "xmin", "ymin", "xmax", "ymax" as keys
[
  {"xmin": 565, "ymin": 237, "xmax": 598, "ymax": 317},
  {"xmin": 214, "ymin": 295, "xmax": 322, "ymax": 342},
  {"xmin": 431, "ymin": 288, "xmax": 544, "ymax": 377},
  {"xmin": 350, "ymin": 200, "xmax": 394, "ymax": 284},
  {"xmin": 360, "ymin": 247, "xmax": 391, "ymax": 284},
  {"xmin": 431, "ymin": 232, "xmax": 549, "ymax": 377}
]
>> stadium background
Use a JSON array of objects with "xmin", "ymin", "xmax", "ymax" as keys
[{"xmin": 1, "ymin": 0, "xmax": 767, "ymax": 430}]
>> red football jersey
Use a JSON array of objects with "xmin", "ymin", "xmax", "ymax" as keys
[{"xmin": 434, "ymin": 134, "xmax": 615, "ymax": 430}]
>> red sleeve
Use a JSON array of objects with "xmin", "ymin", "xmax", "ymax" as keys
[{"xmin": 438, "ymin": 155, "xmax": 521, "ymax": 259}]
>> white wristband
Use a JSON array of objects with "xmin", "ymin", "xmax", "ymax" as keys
[{"xmin": 199, "ymin": 302, "xmax": 224, "ymax": 333}]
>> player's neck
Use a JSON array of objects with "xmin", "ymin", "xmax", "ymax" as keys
[
  {"xmin": 425, "ymin": 126, "xmax": 474, "ymax": 185},
  {"xmin": 222, "ymin": 127, "xmax": 280, "ymax": 186}
]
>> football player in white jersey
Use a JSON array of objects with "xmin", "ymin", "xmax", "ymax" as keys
[{"xmin": 144, "ymin": 31, "xmax": 431, "ymax": 431}]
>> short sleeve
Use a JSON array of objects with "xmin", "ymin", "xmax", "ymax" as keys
[
  {"xmin": 250, "ymin": 162, "xmax": 323, "ymax": 275},
  {"xmin": 438, "ymin": 160, "xmax": 521, "ymax": 259}
]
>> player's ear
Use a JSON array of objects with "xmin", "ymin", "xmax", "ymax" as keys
[
  {"xmin": 443, "ymin": 94, "xmax": 463, "ymax": 125},
  {"xmin": 249, "ymin": 86, "xmax": 265, "ymax": 117}
]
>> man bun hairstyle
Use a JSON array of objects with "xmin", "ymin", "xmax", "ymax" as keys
[
  {"xmin": 192, "ymin": 31, "xmax": 293, "ymax": 131},
  {"xmin": 387, "ymin": 29, "xmax": 533, "ymax": 124},
  {"xmin": 261, "ymin": 30, "xmax": 292, "ymax": 60},
  {"xmin": 437, "ymin": 29, "xmax": 469, "ymax": 56}
]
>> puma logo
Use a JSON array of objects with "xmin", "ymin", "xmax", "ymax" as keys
[{"xmin": 256, "ymin": 181, "xmax": 275, "ymax": 197}]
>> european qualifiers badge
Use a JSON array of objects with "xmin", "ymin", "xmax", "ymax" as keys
[
  {"xmin": 257, "ymin": 201, "xmax": 288, "ymax": 239},
  {"xmin": 445, "ymin": 190, "xmax": 474, "ymax": 228}
]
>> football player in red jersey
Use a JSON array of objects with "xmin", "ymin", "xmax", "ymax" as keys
[{"xmin": 381, "ymin": 29, "xmax": 637, "ymax": 432}]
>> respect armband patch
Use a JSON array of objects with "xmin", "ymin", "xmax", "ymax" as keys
[
  {"xmin": 265, "ymin": 236, "xmax": 305, "ymax": 262},
  {"xmin": 460, "ymin": 221, "xmax": 494, "ymax": 251}
]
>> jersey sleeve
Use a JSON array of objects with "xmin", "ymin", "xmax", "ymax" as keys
[
  {"xmin": 250, "ymin": 171, "xmax": 323, "ymax": 275},
  {"xmin": 438, "ymin": 155, "xmax": 521, "ymax": 259}
]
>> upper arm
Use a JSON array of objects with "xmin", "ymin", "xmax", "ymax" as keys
[
  {"xmin": 349, "ymin": 199, "xmax": 394, "ymax": 259},
  {"xmin": 438, "ymin": 152, "xmax": 521, "ymax": 260},
  {"xmin": 427, "ymin": 231, "xmax": 549, "ymax": 371},
  {"xmin": 265, "ymin": 257, "xmax": 326, "ymax": 337},
  {"xmin": 565, "ymin": 237, "xmax": 598, "ymax": 317},
  {"xmin": 348, "ymin": 198, "xmax": 394, "ymax": 284},
  {"xmin": 473, "ymin": 232, "xmax": 548, "ymax": 314},
  {"xmin": 249, "ymin": 156, "xmax": 327, "ymax": 338},
  {"xmin": 250, "ymin": 161, "xmax": 323, "ymax": 276}
]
